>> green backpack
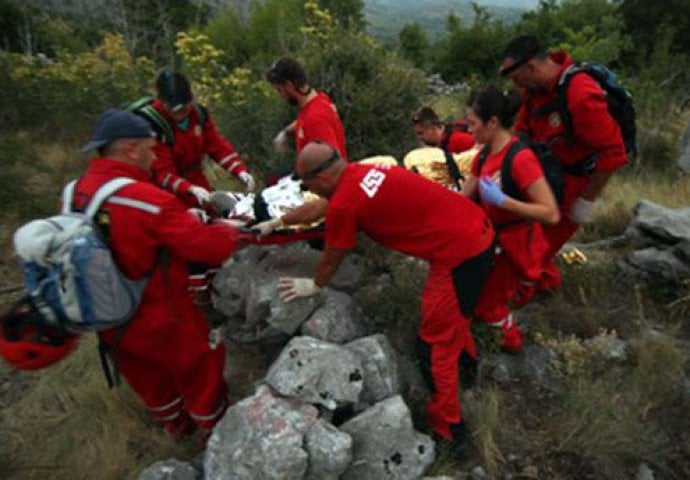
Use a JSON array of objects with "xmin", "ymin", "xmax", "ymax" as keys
[{"xmin": 125, "ymin": 96, "xmax": 208, "ymax": 148}]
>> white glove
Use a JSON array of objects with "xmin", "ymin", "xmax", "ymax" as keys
[
  {"xmin": 569, "ymin": 197, "xmax": 595, "ymax": 225},
  {"xmin": 238, "ymin": 171, "xmax": 256, "ymax": 191},
  {"xmin": 278, "ymin": 277, "xmax": 321, "ymax": 303},
  {"xmin": 273, "ymin": 129, "xmax": 291, "ymax": 153},
  {"xmin": 189, "ymin": 185, "xmax": 211, "ymax": 205},
  {"xmin": 250, "ymin": 218, "xmax": 283, "ymax": 237}
]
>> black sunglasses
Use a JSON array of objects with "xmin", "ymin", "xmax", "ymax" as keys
[
  {"xmin": 292, "ymin": 149, "xmax": 340, "ymax": 182},
  {"xmin": 499, "ymin": 50, "xmax": 538, "ymax": 77},
  {"xmin": 266, "ymin": 61, "xmax": 285, "ymax": 84}
]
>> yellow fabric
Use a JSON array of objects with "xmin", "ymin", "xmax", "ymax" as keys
[{"xmin": 403, "ymin": 147, "xmax": 478, "ymax": 188}]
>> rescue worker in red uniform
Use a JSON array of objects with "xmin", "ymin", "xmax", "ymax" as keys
[
  {"xmin": 277, "ymin": 142, "xmax": 495, "ymax": 450},
  {"xmin": 499, "ymin": 35, "xmax": 627, "ymax": 299},
  {"xmin": 462, "ymin": 86, "xmax": 560, "ymax": 352},
  {"xmin": 146, "ymin": 71, "xmax": 253, "ymax": 299},
  {"xmin": 266, "ymin": 57, "xmax": 348, "ymax": 160},
  {"xmin": 76, "ymin": 109, "xmax": 238, "ymax": 440},
  {"xmin": 252, "ymin": 57, "xmax": 349, "ymax": 236},
  {"xmin": 150, "ymin": 70, "xmax": 255, "ymax": 208},
  {"xmin": 412, "ymin": 106, "xmax": 476, "ymax": 153}
]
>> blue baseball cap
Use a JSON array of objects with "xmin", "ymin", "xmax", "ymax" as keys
[{"xmin": 81, "ymin": 109, "xmax": 154, "ymax": 152}]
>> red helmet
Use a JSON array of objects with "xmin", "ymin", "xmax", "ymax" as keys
[{"xmin": 0, "ymin": 299, "xmax": 80, "ymax": 371}]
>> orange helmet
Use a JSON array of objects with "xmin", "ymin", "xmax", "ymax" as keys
[{"xmin": 0, "ymin": 299, "xmax": 79, "ymax": 371}]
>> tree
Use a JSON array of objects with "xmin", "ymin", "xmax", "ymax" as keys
[
  {"xmin": 434, "ymin": 8, "xmax": 512, "ymax": 81},
  {"xmin": 620, "ymin": 0, "xmax": 690, "ymax": 60},
  {"xmin": 517, "ymin": 0, "xmax": 631, "ymax": 68},
  {"xmin": 318, "ymin": 0, "xmax": 365, "ymax": 31},
  {"xmin": 398, "ymin": 22, "xmax": 429, "ymax": 69},
  {"xmin": 105, "ymin": 0, "xmax": 211, "ymax": 65}
]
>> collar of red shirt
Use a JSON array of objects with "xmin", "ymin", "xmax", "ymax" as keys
[{"xmin": 88, "ymin": 158, "xmax": 154, "ymax": 182}]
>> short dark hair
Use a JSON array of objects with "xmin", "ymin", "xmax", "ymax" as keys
[
  {"xmin": 155, "ymin": 70, "xmax": 192, "ymax": 110},
  {"xmin": 471, "ymin": 85, "xmax": 522, "ymax": 128},
  {"xmin": 265, "ymin": 57, "xmax": 309, "ymax": 88},
  {"xmin": 499, "ymin": 35, "xmax": 547, "ymax": 76},
  {"xmin": 411, "ymin": 106, "xmax": 442, "ymax": 127}
]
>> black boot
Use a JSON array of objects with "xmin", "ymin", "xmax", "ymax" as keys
[
  {"xmin": 459, "ymin": 350, "xmax": 479, "ymax": 390},
  {"xmin": 449, "ymin": 420, "xmax": 471, "ymax": 454}
]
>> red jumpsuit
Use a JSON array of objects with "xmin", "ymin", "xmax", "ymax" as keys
[
  {"xmin": 442, "ymin": 126, "xmax": 475, "ymax": 154},
  {"xmin": 471, "ymin": 138, "xmax": 550, "ymax": 328},
  {"xmin": 515, "ymin": 51, "xmax": 627, "ymax": 292},
  {"xmin": 325, "ymin": 163, "xmax": 494, "ymax": 441},
  {"xmin": 72, "ymin": 158, "xmax": 238, "ymax": 436},
  {"xmin": 295, "ymin": 92, "xmax": 348, "ymax": 160},
  {"xmin": 150, "ymin": 99, "xmax": 248, "ymax": 205}
]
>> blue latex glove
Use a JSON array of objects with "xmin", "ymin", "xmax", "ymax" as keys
[{"xmin": 479, "ymin": 177, "xmax": 507, "ymax": 207}]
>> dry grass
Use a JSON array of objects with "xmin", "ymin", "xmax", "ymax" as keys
[
  {"xmin": 464, "ymin": 387, "xmax": 507, "ymax": 474},
  {"xmin": 577, "ymin": 171, "xmax": 690, "ymax": 243},
  {"xmin": 0, "ymin": 337, "xmax": 196, "ymax": 480},
  {"xmin": 1, "ymin": 131, "xmax": 689, "ymax": 479}
]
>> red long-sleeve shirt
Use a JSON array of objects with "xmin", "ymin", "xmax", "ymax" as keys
[
  {"xmin": 150, "ymin": 99, "xmax": 247, "ymax": 195},
  {"xmin": 295, "ymin": 92, "xmax": 348, "ymax": 161},
  {"xmin": 72, "ymin": 159, "xmax": 237, "ymax": 305},
  {"xmin": 515, "ymin": 51, "xmax": 627, "ymax": 174}
]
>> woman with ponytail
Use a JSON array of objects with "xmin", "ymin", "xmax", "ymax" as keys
[{"xmin": 462, "ymin": 85, "xmax": 559, "ymax": 352}]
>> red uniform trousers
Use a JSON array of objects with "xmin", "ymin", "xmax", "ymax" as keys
[
  {"xmin": 533, "ymin": 173, "xmax": 590, "ymax": 293},
  {"xmin": 99, "ymin": 282, "xmax": 227, "ymax": 436},
  {"xmin": 475, "ymin": 222, "xmax": 550, "ymax": 324},
  {"xmin": 418, "ymin": 244, "xmax": 494, "ymax": 440}
]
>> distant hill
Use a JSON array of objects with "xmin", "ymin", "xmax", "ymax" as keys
[{"xmin": 364, "ymin": 0, "xmax": 538, "ymax": 43}]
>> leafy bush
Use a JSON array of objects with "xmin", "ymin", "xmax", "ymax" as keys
[{"xmin": 3, "ymin": 33, "xmax": 154, "ymax": 140}]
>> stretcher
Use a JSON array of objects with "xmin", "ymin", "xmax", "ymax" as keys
[
  {"xmin": 403, "ymin": 146, "xmax": 478, "ymax": 189},
  {"xmin": 210, "ymin": 156, "xmax": 400, "ymax": 245},
  {"xmin": 206, "ymin": 174, "xmax": 325, "ymax": 245}
]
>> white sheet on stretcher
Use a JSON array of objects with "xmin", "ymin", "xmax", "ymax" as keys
[{"xmin": 211, "ymin": 175, "xmax": 312, "ymax": 226}]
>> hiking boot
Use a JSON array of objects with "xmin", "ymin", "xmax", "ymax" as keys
[
  {"xmin": 209, "ymin": 191, "xmax": 239, "ymax": 218},
  {"xmin": 163, "ymin": 412, "xmax": 197, "ymax": 441},
  {"xmin": 488, "ymin": 313, "xmax": 524, "ymax": 353},
  {"xmin": 459, "ymin": 350, "xmax": 479, "ymax": 390},
  {"xmin": 514, "ymin": 281, "xmax": 536, "ymax": 306},
  {"xmin": 448, "ymin": 420, "xmax": 471, "ymax": 455}
]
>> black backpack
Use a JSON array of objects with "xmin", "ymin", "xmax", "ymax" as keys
[
  {"xmin": 531, "ymin": 62, "xmax": 637, "ymax": 170},
  {"xmin": 440, "ymin": 120, "xmax": 470, "ymax": 187},
  {"xmin": 476, "ymin": 139, "xmax": 564, "ymax": 205},
  {"xmin": 125, "ymin": 96, "xmax": 209, "ymax": 148}
]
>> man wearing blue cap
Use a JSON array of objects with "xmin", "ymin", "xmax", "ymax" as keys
[{"xmin": 72, "ymin": 109, "xmax": 239, "ymax": 441}]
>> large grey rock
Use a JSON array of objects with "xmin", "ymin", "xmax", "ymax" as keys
[
  {"xmin": 345, "ymin": 334, "xmax": 401, "ymax": 404},
  {"xmin": 213, "ymin": 243, "xmax": 366, "ymax": 343},
  {"xmin": 636, "ymin": 463, "xmax": 655, "ymax": 480},
  {"xmin": 255, "ymin": 242, "xmax": 366, "ymax": 292},
  {"xmin": 138, "ymin": 459, "xmax": 199, "ymax": 480},
  {"xmin": 265, "ymin": 336, "xmax": 364, "ymax": 409},
  {"xmin": 620, "ymin": 247, "xmax": 690, "ymax": 282},
  {"xmin": 485, "ymin": 344, "xmax": 558, "ymax": 390},
  {"xmin": 631, "ymin": 200, "xmax": 690, "ymax": 244},
  {"xmin": 204, "ymin": 385, "xmax": 318, "ymax": 480},
  {"xmin": 301, "ymin": 289, "xmax": 365, "ymax": 343},
  {"xmin": 214, "ymin": 269, "xmax": 323, "ymax": 344},
  {"xmin": 304, "ymin": 419, "xmax": 353, "ymax": 480},
  {"xmin": 339, "ymin": 395, "xmax": 436, "ymax": 480}
]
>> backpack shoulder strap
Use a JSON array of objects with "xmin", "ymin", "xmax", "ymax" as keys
[
  {"xmin": 476, "ymin": 145, "xmax": 491, "ymax": 173},
  {"xmin": 500, "ymin": 141, "xmax": 527, "ymax": 200},
  {"xmin": 85, "ymin": 178, "xmax": 136, "ymax": 218},
  {"xmin": 194, "ymin": 103, "xmax": 209, "ymax": 126},
  {"xmin": 61, "ymin": 179, "xmax": 79, "ymax": 214}
]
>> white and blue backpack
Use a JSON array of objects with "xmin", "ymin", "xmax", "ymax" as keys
[{"xmin": 13, "ymin": 178, "xmax": 151, "ymax": 332}]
